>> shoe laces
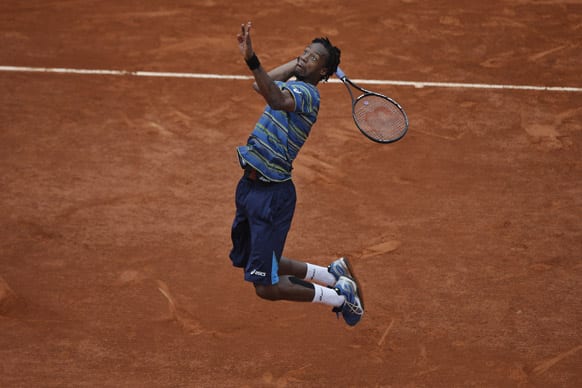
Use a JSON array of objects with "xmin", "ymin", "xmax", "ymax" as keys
[{"xmin": 343, "ymin": 299, "xmax": 363, "ymax": 316}]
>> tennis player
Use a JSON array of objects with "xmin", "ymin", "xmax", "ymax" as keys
[{"xmin": 229, "ymin": 22, "xmax": 364, "ymax": 326}]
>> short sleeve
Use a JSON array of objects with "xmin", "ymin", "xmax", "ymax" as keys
[{"xmin": 279, "ymin": 81, "xmax": 319, "ymax": 113}]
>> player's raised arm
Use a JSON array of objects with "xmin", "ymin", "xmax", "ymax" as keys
[{"xmin": 237, "ymin": 22, "xmax": 295, "ymax": 111}]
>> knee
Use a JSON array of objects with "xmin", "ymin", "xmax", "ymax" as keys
[{"xmin": 254, "ymin": 284, "xmax": 280, "ymax": 301}]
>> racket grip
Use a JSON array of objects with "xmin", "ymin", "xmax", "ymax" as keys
[{"xmin": 335, "ymin": 67, "xmax": 345, "ymax": 79}]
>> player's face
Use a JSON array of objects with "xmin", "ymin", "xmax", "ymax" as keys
[{"xmin": 295, "ymin": 42, "xmax": 329, "ymax": 83}]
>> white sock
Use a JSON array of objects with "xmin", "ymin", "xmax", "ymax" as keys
[
  {"xmin": 311, "ymin": 284, "xmax": 345, "ymax": 307},
  {"xmin": 305, "ymin": 263, "xmax": 336, "ymax": 286}
]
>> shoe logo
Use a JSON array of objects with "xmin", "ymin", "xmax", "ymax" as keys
[
  {"xmin": 292, "ymin": 87, "xmax": 302, "ymax": 95},
  {"xmin": 250, "ymin": 269, "xmax": 267, "ymax": 277}
]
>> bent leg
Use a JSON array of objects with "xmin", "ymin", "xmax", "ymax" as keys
[
  {"xmin": 254, "ymin": 276, "xmax": 314, "ymax": 302},
  {"xmin": 278, "ymin": 256, "xmax": 308, "ymax": 278},
  {"xmin": 254, "ymin": 276, "xmax": 345, "ymax": 309},
  {"xmin": 280, "ymin": 256, "xmax": 336, "ymax": 286}
]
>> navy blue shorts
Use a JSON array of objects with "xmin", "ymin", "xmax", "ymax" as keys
[{"xmin": 229, "ymin": 175, "xmax": 296, "ymax": 285}]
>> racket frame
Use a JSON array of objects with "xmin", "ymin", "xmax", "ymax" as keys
[{"xmin": 336, "ymin": 68, "xmax": 409, "ymax": 144}]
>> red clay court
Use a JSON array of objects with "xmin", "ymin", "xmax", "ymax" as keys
[{"xmin": 1, "ymin": 1, "xmax": 581, "ymax": 386}]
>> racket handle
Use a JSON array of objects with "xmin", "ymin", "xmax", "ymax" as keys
[{"xmin": 335, "ymin": 67, "xmax": 346, "ymax": 79}]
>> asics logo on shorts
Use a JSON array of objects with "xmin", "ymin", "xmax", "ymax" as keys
[{"xmin": 250, "ymin": 269, "xmax": 267, "ymax": 277}]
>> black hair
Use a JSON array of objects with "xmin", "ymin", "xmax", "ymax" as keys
[{"xmin": 312, "ymin": 37, "xmax": 341, "ymax": 81}]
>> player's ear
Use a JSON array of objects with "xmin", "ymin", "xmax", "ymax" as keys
[{"xmin": 319, "ymin": 67, "xmax": 329, "ymax": 79}]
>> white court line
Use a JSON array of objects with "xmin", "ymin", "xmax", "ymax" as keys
[{"xmin": 1, "ymin": 65, "xmax": 581, "ymax": 93}]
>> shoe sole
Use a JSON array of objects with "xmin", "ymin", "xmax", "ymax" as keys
[{"xmin": 341, "ymin": 257, "xmax": 365, "ymax": 309}]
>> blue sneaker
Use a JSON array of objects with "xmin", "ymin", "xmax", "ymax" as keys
[
  {"xmin": 329, "ymin": 257, "xmax": 365, "ymax": 307},
  {"xmin": 328, "ymin": 257, "xmax": 352, "ymax": 281},
  {"xmin": 334, "ymin": 276, "xmax": 364, "ymax": 326}
]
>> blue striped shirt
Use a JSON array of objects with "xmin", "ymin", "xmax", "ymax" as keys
[{"xmin": 237, "ymin": 80, "xmax": 320, "ymax": 182}]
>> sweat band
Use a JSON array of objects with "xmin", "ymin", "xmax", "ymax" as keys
[{"xmin": 245, "ymin": 53, "xmax": 261, "ymax": 71}]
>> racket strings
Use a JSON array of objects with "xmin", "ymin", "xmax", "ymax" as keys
[{"xmin": 354, "ymin": 95, "xmax": 407, "ymax": 142}]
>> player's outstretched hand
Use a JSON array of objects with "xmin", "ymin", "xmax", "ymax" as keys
[{"xmin": 237, "ymin": 21, "xmax": 254, "ymax": 60}]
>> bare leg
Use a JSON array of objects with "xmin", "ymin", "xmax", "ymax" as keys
[
  {"xmin": 278, "ymin": 256, "xmax": 308, "ymax": 278},
  {"xmin": 254, "ymin": 275, "xmax": 314, "ymax": 302},
  {"xmin": 279, "ymin": 256, "xmax": 336, "ymax": 287}
]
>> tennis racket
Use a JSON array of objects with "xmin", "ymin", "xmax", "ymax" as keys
[{"xmin": 336, "ymin": 67, "xmax": 408, "ymax": 144}]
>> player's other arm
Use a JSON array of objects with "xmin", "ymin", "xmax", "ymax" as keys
[
  {"xmin": 250, "ymin": 61, "xmax": 296, "ymax": 111},
  {"xmin": 237, "ymin": 22, "xmax": 295, "ymax": 112},
  {"xmin": 251, "ymin": 59, "xmax": 296, "ymax": 91}
]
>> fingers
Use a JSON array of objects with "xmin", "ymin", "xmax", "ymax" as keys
[
  {"xmin": 237, "ymin": 22, "xmax": 249, "ymax": 44},
  {"xmin": 237, "ymin": 22, "xmax": 254, "ymax": 58},
  {"xmin": 239, "ymin": 21, "xmax": 252, "ymax": 38}
]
